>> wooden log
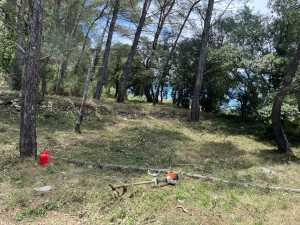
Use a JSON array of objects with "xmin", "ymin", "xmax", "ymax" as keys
[{"xmin": 64, "ymin": 158, "xmax": 171, "ymax": 173}]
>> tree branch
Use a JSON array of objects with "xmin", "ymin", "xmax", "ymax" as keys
[
  {"xmin": 210, "ymin": 0, "xmax": 234, "ymax": 27},
  {"xmin": 16, "ymin": 42, "xmax": 26, "ymax": 54}
]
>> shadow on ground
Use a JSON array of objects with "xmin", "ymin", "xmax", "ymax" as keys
[{"xmin": 57, "ymin": 125, "xmax": 192, "ymax": 168}]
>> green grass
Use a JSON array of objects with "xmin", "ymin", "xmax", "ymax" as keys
[{"xmin": 0, "ymin": 90, "xmax": 300, "ymax": 224}]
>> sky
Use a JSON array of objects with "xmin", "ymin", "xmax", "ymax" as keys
[{"xmin": 249, "ymin": 0, "xmax": 271, "ymax": 14}]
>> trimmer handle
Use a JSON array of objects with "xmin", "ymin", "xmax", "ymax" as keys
[{"xmin": 156, "ymin": 178, "xmax": 167, "ymax": 183}]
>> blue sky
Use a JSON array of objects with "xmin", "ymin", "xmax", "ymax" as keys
[{"xmin": 250, "ymin": 0, "xmax": 271, "ymax": 14}]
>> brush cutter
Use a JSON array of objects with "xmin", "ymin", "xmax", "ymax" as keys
[{"xmin": 109, "ymin": 158, "xmax": 179, "ymax": 198}]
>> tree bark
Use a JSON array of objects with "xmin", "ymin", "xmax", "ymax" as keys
[
  {"xmin": 115, "ymin": 80, "xmax": 119, "ymax": 97},
  {"xmin": 143, "ymin": 0, "xmax": 175, "ymax": 102},
  {"xmin": 191, "ymin": 0, "xmax": 214, "ymax": 121},
  {"xmin": 20, "ymin": 0, "xmax": 44, "ymax": 159},
  {"xmin": 92, "ymin": 15, "xmax": 111, "ymax": 75},
  {"xmin": 75, "ymin": 51, "xmax": 98, "ymax": 133},
  {"xmin": 12, "ymin": 0, "xmax": 26, "ymax": 90},
  {"xmin": 74, "ymin": 15, "xmax": 111, "ymax": 133},
  {"xmin": 271, "ymin": 42, "xmax": 300, "ymax": 153},
  {"xmin": 93, "ymin": 0, "xmax": 121, "ymax": 100},
  {"xmin": 117, "ymin": 0, "xmax": 152, "ymax": 102},
  {"xmin": 55, "ymin": 57, "xmax": 67, "ymax": 94},
  {"xmin": 160, "ymin": 84, "xmax": 163, "ymax": 102},
  {"xmin": 153, "ymin": 0, "xmax": 200, "ymax": 105}
]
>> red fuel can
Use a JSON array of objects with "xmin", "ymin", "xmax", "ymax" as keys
[{"xmin": 40, "ymin": 150, "xmax": 49, "ymax": 165}]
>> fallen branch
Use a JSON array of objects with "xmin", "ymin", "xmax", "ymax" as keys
[
  {"xmin": 175, "ymin": 205, "xmax": 193, "ymax": 216},
  {"xmin": 64, "ymin": 158, "xmax": 300, "ymax": 193},
  {"xmin": 64, "ymin": 158, "xmax": 170, "ymax": 173},
  {"xmin": 184, "ymin": 173, "xmax": 300, "ymax": 193}
]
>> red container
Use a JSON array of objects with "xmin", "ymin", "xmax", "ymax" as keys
[{"xmin": 40, "ymin": 150, "xmax": 50, "ymax": 165}]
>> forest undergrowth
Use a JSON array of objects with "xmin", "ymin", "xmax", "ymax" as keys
[{"xmin": 0, "ymin": 88, "xmax": 300, "ymax": 224}]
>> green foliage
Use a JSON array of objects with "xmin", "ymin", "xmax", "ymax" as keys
[
  {"xmin": 105, "ymin": 43, "xmax": 131, "ymax": 95},
  {"xmin": 0, "ymin": 33, "xmax": 16, "ymax": 76},
  {"xmin": 258, "ymin": 92, "xmax": 300, "ymax": 123},
  {"xmin": 127, "ymin": 94, "xmax": 146, "ymax": 102},
  {"xmin": 105, "ymin": 42, "xmax": 145, "ymax": 97},
  {"xmin": 170, "ymin": 37, "xmax": 200, "ymax": 107},
  {"xmin": 269, "ymin": 0, "xmax": 300, "ymax": 57}
]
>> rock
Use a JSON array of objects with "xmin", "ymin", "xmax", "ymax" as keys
[
  {"xmin": 147, "ymin": 115, "xmax": 154, "ymax": 120},
  {"xmin": 178, "ymin": 199, "xmax": 185, "ymax": 204},
  {"xmin": 34, "ymin": 186, "xmax": 52, "ymax": 192},
  {"xmin": 157, "ymin": 216, "xmax": 166, "ymax": 222}
]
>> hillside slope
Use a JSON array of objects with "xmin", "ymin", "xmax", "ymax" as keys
[{"xmin": 1, "ymin": 91, "xmax": 300, "ymax": 224}]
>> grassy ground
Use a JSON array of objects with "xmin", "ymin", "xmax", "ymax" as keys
[{"xmin": 0, "ymin": 87, "xmax": 300, "ymax": 224}]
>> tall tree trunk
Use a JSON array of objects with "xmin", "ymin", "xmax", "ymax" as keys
[
  {"xmin": 153, "ymin": 0, "xmax": 200, "ymax": 105},
  {"xmin": 115, "ymin": 80, "xmax": 119, "ymax": 97},
  {"xmin": 55, "ymin": 57, "xmax": 67, "ymax": 94},
  {"xmin": 177, "ymin": 87, "xmax": 183, "ymax": 106},
  {"xmin": 143, "ymin": 0, "xmax": 175, "ymax": 102},
  {"xmin": 74, "ymin": 15, "xmax": 111, "ymax": 133},
  {"xmin": 92, "ymin": 18, "xmax": 111, "ymax": 74},
  {"xmin": 117, "ymin": 0, "xmax": 152, "ymax": 102},
  {"xmin": 93, "ymin": 0, "xmax": 121, "ymax": 100},
  {"xmin": 172, "ymin": 89, "xmax": 177, "ymax": 104},
  {"xmin": 271, "ymin": 42, "xmax": 300, "ymax": 153},
  {"xmin": 191, "ymin": 0, "xmax": 214, "ymax": 122},
  {"xmin": 160, "ymin": 84, "xmax": 163, "ymax": 103},
  {"xmin": 20, "ymin": 0, "xmax": 44, "ymax": 159},
  {"xmin": 74, "ymin": 51, "xmax": 98, "ymax": 133},
  {"xmin": 73, "ymin": 5, "xmax": 109, "ymax": 76},
  {"xmin": 12, "ymin": 0, "xmax": 26, "ymax": 90},
  {"xmin": 144, "ymin": 85, "xmax": 153, "ymax": 102}
]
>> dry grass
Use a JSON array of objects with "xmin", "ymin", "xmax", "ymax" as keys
[{"xmin": 0, "ymin": 90, "xmax": 300, "ymax": 224}]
